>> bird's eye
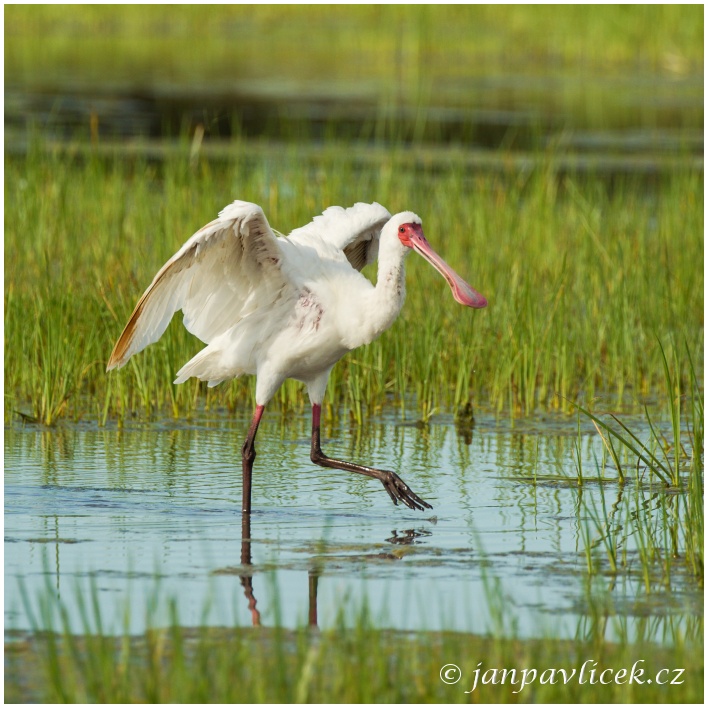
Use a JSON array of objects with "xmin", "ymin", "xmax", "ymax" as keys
[{"xmin": 399, "ymin": 226, "xmax": 405, "ymax": 233}]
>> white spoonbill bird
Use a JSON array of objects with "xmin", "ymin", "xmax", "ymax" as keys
[{"xmin": 107, "ymin": 200, "xmax": 487, "ymax": 512}]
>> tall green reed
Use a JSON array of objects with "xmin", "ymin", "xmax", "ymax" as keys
[{"xmin": 5, "ymin": 143, "xmax": 703, "ymax": 424}]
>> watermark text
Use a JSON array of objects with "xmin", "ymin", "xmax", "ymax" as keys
[{"xmin": 440, "ymin": 660, "xmax": 685, "ymax": 694}]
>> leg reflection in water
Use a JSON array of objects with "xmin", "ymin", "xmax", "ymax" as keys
[
  {"xmin": 238, "ymin": 515, "xmax": 434, "ymax": 629},
  {"xmin": 239, "ymin": 511, "xmax": 320, "ymax": 629},
  {"xmin": 239, "ymin": 512, "xmax": 261, "ymax": 626}
]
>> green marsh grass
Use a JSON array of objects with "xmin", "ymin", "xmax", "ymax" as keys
[
  {"xmin": 576, "ymin": 347, "xmax": 704, "ymax": 589},
  {"xmin": 4, "ymin": 143, "xmax": 703, "ymax": 425},
  {"xmin": 6, "ymin": 567, "xmax": 704, "ymax": 703}
]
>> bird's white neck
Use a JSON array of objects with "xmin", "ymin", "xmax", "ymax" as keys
[
  {"xmin": 375, "ymin": 252, "xmax": 408, "ymax": 321},
  {"xmin": 348, "ymin": 236, "xmax": 408, "ymax": 349}
]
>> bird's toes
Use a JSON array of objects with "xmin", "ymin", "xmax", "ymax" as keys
[
  {"xmin": 382, "ymin": 481, "xmax": 400, "ymax": 506},
  {"xmin": 383, "ymin": 472, "xmax": 432, "ymax": 511}
]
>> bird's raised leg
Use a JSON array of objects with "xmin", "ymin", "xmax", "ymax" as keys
[
  {"xmin": 309, "ymin": 404, "xmax": 432, "ymax": 511},
  {"xmin": 242, "ymin": 404, "xmax": 265, "ymax": 514}
]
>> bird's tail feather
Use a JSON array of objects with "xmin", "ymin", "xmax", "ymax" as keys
[{"xmin": 174, "ymin": 347, "xmax": 235, "ymax": 388}]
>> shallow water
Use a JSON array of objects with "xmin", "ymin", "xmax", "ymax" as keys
[{"xmin": 4, "ymin": 409, "xmax": 701, "ymax": 643}]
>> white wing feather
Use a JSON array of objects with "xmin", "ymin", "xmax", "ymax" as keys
[
  {"xmin": 107, "ymin": 201, "xmax": 292, "ymax": 370},
  {"xmin": 287, "ymin": 202, "xmax": 391, "ymax": 270}
]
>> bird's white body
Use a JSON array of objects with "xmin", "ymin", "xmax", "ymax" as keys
[{"xmin": 108, "ymin": 201, "xmax": 420, "ymax": 406}]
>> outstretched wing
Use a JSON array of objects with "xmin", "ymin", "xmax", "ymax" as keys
[
  {"xmin": 287, "ymin": 202, "xmax": 391, "ymax": 271},
  {"xmin": 107, "ymin": 200, "xmax": 292, "ymax": 370}
]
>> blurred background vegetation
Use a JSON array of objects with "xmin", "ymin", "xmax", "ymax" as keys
[{"xmin": 5, "ymin": 4, "xmax": 703, "ymax": 145}]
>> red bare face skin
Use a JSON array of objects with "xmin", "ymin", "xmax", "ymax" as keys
[{"xmin": 397, "ymin": 223, "xmax": 487, "ymax": 309}]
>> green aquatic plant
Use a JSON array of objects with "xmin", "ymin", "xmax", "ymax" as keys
[
  {"xmin": 575, "ymin": 342, "xmax": 701, "ymax": 490},
  {"xmin": 576, "ymin": 345, "xmax": 704, "ymax": 588}
]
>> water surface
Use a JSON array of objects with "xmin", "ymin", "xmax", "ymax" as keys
[{"xmin": 5, "ymin": 409, "xmax": 701, "ymax": 643}]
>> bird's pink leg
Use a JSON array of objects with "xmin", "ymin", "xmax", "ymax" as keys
[
  {"xmin": 310, "ymin": 404, "xmax": 432, "ymax": 511},
  {"xmin": 242, "ymin": 404, "xmax": 265, "ymax": 514}
]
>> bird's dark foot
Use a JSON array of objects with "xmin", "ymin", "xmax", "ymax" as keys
[
  {"xmin": 380, "ymin": 471, "xmax": 433, "ymax": 511},
  {"xmin": 310, "ymin": 414, "xmax": 432, "ymax": 512}
]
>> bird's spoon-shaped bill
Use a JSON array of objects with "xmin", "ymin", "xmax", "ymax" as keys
[{"xmin": 410, "ymin": 231, "xmax": 487, "ymax": 309}]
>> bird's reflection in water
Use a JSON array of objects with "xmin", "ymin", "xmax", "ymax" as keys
[
  {"xmin": 238, "ymin": 513, "xmax": 434, "ymax": 628},
  {"xmin": 385, "ymin": 528, "xmax": 433, "ymax": 545},
  {"xmin": 239, "ymin": 511, "xmax": 322, "ymax": 628},
  {"xmin": 239, "ymin": 512, "xmax": 261, "ymax": 626},
  {"xmin": 308, "ymin": 570, "xmax": 319, "ymax": 627}
]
